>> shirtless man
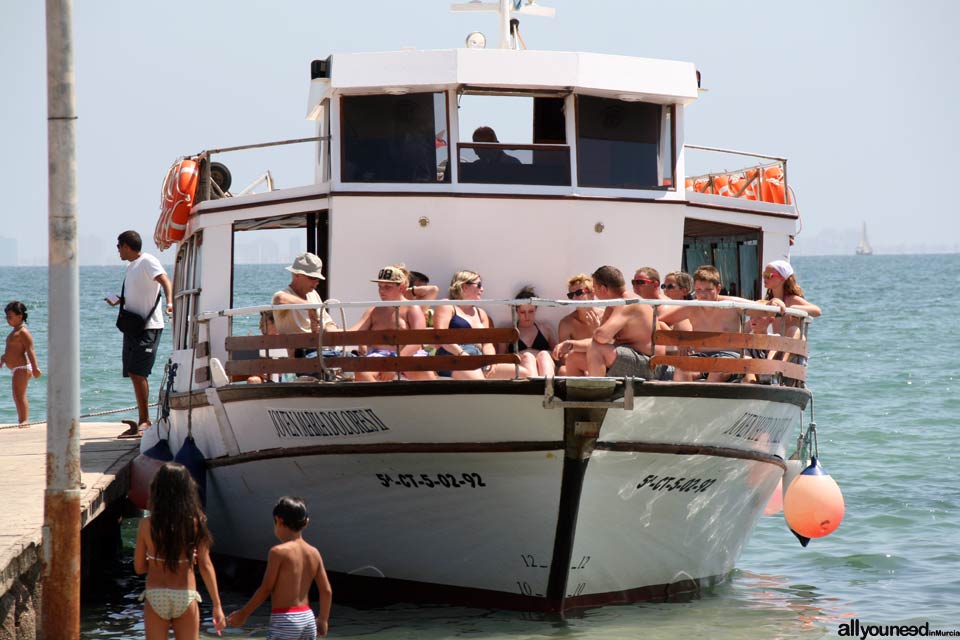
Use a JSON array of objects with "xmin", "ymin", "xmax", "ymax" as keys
[
  {"xmin": 632, "ymin": 265, "xmax": 694, "ymax": 336},
  {"xmin": 350, "ymin": 265, "xmax": 434, "ymax": 381},
  {"xmin": 659, "ymin": 265, "xmax": 745, "ymax": 381},
  {"xmin": 559, "ymin": 266, "xmax": 659, "ymax": 378},
  {"xmin": 553, "ymin": 274, "xmax": 601, "ymax": 375}
]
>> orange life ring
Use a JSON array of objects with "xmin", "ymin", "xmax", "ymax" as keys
[
  {"xmin": 154, "ymin": 157, "xmax": 199, "ymax": 250},
  {"xmin": 760, "ymin": 179, "xmax": 786, "ymax": 204}
]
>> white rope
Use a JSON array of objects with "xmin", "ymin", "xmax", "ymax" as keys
[{"xmin": 0, "ymin": 402, "xmax": 160, "ymax": 430}]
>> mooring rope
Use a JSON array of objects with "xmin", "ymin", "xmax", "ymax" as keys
[{"xmin": 0, "ymin": 402, "xmax": 160, "ymax": 430}]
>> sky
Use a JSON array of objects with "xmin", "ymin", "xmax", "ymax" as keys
[{"xmin": 2, "ymin": 0, "xmax": 958, "ymax": 265}]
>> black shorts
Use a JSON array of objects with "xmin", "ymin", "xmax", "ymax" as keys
[{"xmin": 122, "ymin": 329, "xmax": 162, "ymax": 378}]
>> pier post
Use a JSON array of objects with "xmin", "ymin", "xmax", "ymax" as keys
[{"xmin": 43, "ymin": 0, "xmax": 82, "ymax": 637}]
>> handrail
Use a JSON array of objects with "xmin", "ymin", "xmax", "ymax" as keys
[
  {"xmin": 197, "ymin": 297, "xmax": 810, "ymax": 321},
  {"xmin": 195, "ymin": 136, "xmax": 329, "ymax": 160},
  {"xmin": 683, "ymin": 144, "xmax": 786, "ymax": 163}
]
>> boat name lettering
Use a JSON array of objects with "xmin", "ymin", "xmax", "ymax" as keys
[
  {"xmin": 376, "ymin": 472, "xmax": 486, "ymax": 489},
  {"xmin": 636, "ymin": 474, "xmax": 717, "ymax": 493},
  {"xmin": 722, "ymin": 412, "xmax": 791, "ymax": 444},
  {"xmin": 267, "ymin": 408, "xmax": 389, "ymax": 438}
]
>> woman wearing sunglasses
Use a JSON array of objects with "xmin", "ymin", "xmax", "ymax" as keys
[
  {"xmin": 508, "ymin": 286, "xmax": 557, "ymax": 377},
  {"xmin": 553, "ymin": 274, "xmax": 602, "ymax": 374},
  {"xmin": 662, "ymin": 271, "xmax": 694, "ymax": 301},
  {"xmin": 434, "ymin": 270, "xmax": 534, "ymax": 379},
  {"xmin": 761, "ymin": 260, "xmax": 821, "ymax": 339}
]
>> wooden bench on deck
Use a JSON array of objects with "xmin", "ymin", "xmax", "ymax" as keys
[
  {"xmin": 650, "ymin": 329, "xmax": 809, "ymax": 382},
  {"xmin": 223, "ymin": 327, "xmax": 521, "ymax": 378}
]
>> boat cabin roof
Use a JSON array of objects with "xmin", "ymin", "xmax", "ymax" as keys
[{"xmin": 306, "ymin": 48, "xmax": 698, "ymax": 119}]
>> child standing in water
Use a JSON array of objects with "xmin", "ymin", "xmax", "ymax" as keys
[
  {"xmin": 228, "ymin": 496, "xmax": 332, "ymax": 638},
  {"xmin": 134, "ymin": 462, "xmax": 226, "ymax": 639},
  {"xmin": 1, "ymin": 301, "xmax": 42, "ymax": 424}
]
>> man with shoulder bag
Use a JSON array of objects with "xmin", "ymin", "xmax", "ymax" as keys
[{"xmin": 106, "ymin": 230, "xmax": 173, "ymax": 437}]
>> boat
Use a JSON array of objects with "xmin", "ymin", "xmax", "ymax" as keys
[
  {"xmin": 856, "ymin": 222, "xmax": 873, "ymax": 255},
  {"xmin": 133, "ymin": 0, "xmax": 823, "ymax": 612}
]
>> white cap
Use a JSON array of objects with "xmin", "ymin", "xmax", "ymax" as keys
[{"xmin": 768, "ymin": 260, "xmax": 794, "ymax": 279}]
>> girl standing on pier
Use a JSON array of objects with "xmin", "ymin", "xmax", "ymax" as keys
[
  {"xmin": 134, "ymin": 462, "xmax": 226, "ymax": 638},
  {"xmin": 1, "ymin": 301, "xmax": 41, "ymax": 424}
]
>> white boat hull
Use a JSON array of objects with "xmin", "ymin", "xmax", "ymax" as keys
[{"xmin": 147, "ymin": 380, "xmax": 806, "ymax": 610}]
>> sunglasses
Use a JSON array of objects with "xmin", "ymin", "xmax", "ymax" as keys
[
  {"xmin": 631, "ymin": 278, "xmax": 658, "ymax": 286},
  {"xmin": 465, "ymin": 280, "xmax": 483, "ymax": 289},
  {"xmin": 661, "ymin": 283, "xmax": 681, "ymax": 290},
  {"xmin": 566, "ymin": 288, "xmax": 591, "ymax": 299},
  {"xmin": 762, "ymin": 271, "xmax": 782, "ymax": 279}
]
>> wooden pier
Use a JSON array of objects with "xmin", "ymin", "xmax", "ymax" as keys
[{"xmin": 0, "ymin": 422, "xmax": 139, "ymax": 638}]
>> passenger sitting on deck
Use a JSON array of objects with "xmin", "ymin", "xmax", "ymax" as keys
[
  {"xmin": 633, "ymin": 266, "xmax": 693, "ymax": 336},
  {"xmin": 662, "ymin": 271, "xmax": 694, "ymax": 301},
  {"xmin": 508, "ymin": 286, "xmax": 557, "ymax": 377},
  {"xmin": 403, "ymin": 269, "xmax": 440, "ymax": 328},
  {"xmin": 658, "ymin": 265, "xmax": 745, "ymax": 382},
  {"xmin": 349, "ymin": 265, "xmax": 435, "ymax": 382},
  {"xmin": 272, "ymin": 253, "xmax": 340, "ymax": 359},
  {"xmin": 553, "ymin": 274, "xmax": 601, "ymax": 375},
  {"xmin": 559, "ymin": 266, "xmax": 661, "ymax": 379},
  {"xmin": 761, "ymin": 260, "xmax": 821, "ymax": 341},
  {"xmin": 433, "ymin": 270, "xmax": 534, "ymax": 380},
  {"xmin": 472, "ymin": 126, "xmax": 521, "ymax": 165}
]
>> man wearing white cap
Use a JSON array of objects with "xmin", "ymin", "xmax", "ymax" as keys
[{"xmin": 272, "ymin": 253, "xmax": 339, "ymax": 356}]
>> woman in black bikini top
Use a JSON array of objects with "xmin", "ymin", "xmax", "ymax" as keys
[{"xmin": 508, "ymin": 286, "xmax": 557, "ymax": 377}]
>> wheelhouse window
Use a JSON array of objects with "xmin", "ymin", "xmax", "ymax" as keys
[
  {"xmin": 457, "ymin": 92, "xmax": 571, "ymax": 186},
  {"xmin": 341, "ymin": 92, "xmax": 449, "ymax": 183},
  {"xmin": 576, "ymin": 96, "xmax": 673, "ymax": 190}
]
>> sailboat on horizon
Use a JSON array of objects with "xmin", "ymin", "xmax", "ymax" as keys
[{"xmin": 856, "ymin": 222, "xmax": 873, "ymax": 255}]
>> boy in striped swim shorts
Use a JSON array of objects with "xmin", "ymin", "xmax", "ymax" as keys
[{"xmin": 227, "ymin": 497, "xmax": 332, "ymax": 638}]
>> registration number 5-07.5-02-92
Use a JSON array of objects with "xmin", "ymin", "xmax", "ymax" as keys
[{"xmin": 376, "ymin": 472, "xmax": 486, "ymax": 489}]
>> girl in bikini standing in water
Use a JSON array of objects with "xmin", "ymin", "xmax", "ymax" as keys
[
  {"xmin": 1, "ymin": 301, "xmax": 41, "ymax": 424},
  {"xmin": 134, "ymin": 462, "xmax": 226, "ymax": 638}
]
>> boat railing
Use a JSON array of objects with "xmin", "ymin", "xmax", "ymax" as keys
[
  {"xmin": 198, "ymin": 297, "xmax": 810, "ymax": 385},
  {"xmin": 683, "ymin": 144, "xmax": 790, "ymax": 205},
  {"xmin": 190, "ymin": 136, "xmax": 329, "ymax": 206}
]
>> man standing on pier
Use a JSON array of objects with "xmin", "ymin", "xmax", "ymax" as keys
[{"xmin": 108, "ymin": 230, "xmax": 173, "ymax": 436}]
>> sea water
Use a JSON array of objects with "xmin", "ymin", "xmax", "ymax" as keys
[{"xmin": 2, "ymin": 255, "xmax": 958, "ymax": 637}]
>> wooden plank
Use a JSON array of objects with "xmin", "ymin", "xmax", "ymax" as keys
[
  {"xmin": 225, "ymin": 328, "xmax": 520, "ymax": 352},
  {"xmin": 195, "ymin": 340, "xmax": 210, "ymax": 358},
  {"xmin": 194, "ymin": 366, "xmax": 210, "ymax": 384},
  {"xmin": 654, "ymin": 330, "xmax": 808, "ymax": 356},
  {"xmin": 0, "ymin": 423, "xmax": 140, "ymax": 595},
  {"xmin": 225, "ymin": 333, "xmax": 316, "ymax": 351},
  {"xmin": 650, "ymin": 355, "xmax": 806, "ymax": 381},
  {"xmin": 223, "ymin": 353, "xmax": 521, "ymax": 376},
  {"xmin": 329, "ymin": 354, "xmax": 520, "ymax": 373}
]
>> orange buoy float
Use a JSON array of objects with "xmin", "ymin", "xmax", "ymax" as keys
[
  {"xmin": 154, "ymin": 157, "xmax": 199, "ymax": 250},
  {"xmin": 783, "ymin": 456, "xmax": 845, "ymax": 541}
]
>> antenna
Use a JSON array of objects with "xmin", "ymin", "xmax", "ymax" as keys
[{"xmin": 451, "ymin": 0, "xmax": 554, "ymax": 49}]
